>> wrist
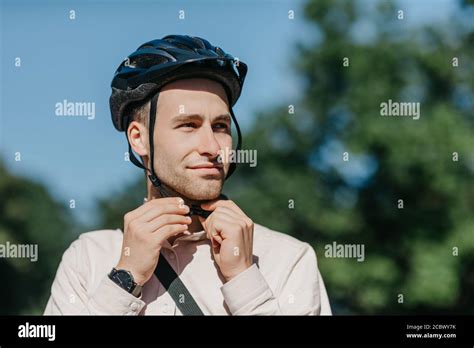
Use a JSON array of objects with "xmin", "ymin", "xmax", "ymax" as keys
[
  {"xmin": 115, "ymin": 263, "xmax": 148, "ymax": 285},
  {"xmin": 223, "ymin": 263, "xmax": 253, "ymax": 283},
  {"xmin": 109, "ymin": 266, "xmax": 144, "ymax": 297}
]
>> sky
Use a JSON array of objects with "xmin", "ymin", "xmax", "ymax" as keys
[{"xmin": 0, "ymin": 0, "xmax": 457, "ymax": 224}]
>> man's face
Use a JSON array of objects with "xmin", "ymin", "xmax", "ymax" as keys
[{"xmin": 152, "ymin": 78, "xmax": 232, "ymax": 201}]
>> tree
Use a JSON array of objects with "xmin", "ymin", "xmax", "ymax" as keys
[
  {"xmin": 227, "ymin": 0, "xmax": 474, "ymax": 314},
  {"xmin": 0, "ymin": 161, "xmax": 76, "ymax": 314}
]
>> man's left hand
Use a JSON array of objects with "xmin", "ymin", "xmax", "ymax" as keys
[{"xmin": 198, "ymin": 200, "xmax": 254, "ymax": 282}]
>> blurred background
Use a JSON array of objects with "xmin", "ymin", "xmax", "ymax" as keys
[{"xmin": 0, "ymin": 0, "xmax": 473, "ymax": 315}]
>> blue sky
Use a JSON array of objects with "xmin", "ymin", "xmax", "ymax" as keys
[{"xmin": 0, "ymin": 0, "xmax": 456, "ymax": 224}]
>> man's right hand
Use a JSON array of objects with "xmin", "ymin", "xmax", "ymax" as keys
[{"xmin": 115, "ymin": 197, "xmax": 191, "ymax": 285}]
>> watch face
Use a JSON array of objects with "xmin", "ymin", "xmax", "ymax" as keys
[{"xmin": 115, "ymin": 270, "xmax": 133, "ymax": 291}]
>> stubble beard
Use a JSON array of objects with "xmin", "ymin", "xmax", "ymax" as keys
[{"xmin": 153, "ymin": 162, "xmax": 224, "ymax": 204}]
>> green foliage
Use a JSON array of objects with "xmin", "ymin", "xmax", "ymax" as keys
[
  {"xmin": 95, "ymin": 177, "xmax": 147, "ymax": 231},
  {"xmin": 0, "ymin": 162, "xmax": 75, "ymax": 314},
  {"xmin": 227, "ymin": 0, "xmax": 474, "ymax": 313}
]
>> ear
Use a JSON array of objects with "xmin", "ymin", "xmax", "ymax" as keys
[{"xmin": 127, "ymin": 120, "xmax": 149, "ymax": 157}]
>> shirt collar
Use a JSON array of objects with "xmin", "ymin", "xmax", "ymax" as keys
[
  {"xmin": 162, "ymin": 229, "xmax": 208, "ymax": 249},
  {"xmin": 176, "ymin": 229, "xmax": 207, "ymax": 242},
  {"xmin": 118, "ymin": 228, "xmax": 208, "ymax": 249}
]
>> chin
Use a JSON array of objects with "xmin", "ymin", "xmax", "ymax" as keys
[{"xmin": 183, "ymin": 178, "xmax": 222, "ymax": 201}]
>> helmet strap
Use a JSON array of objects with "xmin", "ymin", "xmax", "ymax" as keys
[
  {"xmin": 123, "ymin": 93, "xmax": 162, "ymax": 189},
  {"xmin": 225, "ymin": 106, "xmax": 242, "ymax": 179},
  {"xmin": 147, "ymin": 92, "xmax": 161, "ymax": 188}
]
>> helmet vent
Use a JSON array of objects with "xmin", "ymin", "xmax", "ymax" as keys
[
  {"xmin": 190, "ymin": 37, "xmax": 206, "ymax": 49},
  {"xmin": 132, "ymin": 54, "xmax": 169, "ymax": 69},
  {"xmin": 172, "ymin": 42, "xmax": 195, "ymax": 52}
]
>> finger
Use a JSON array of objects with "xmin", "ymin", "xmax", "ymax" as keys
[
  {"xmin": 139, "ymin": 203, "xmax": 190, "ymax": 223},
  {"xmin": 205, "ymin": 217, "xmax": 223, "ymax": 245},
  {"xmin": 154, "ymin": 223, "xmax": 190, "ymax": 240},
  {"xmin": 212, "ymin": 214, "xmax": 254, "ymax": 255},
  {"xmin": 211, "ymin": 237, "xmax": 221, "ymax": 252},
  {"xmin": 126, "ymin": 197, "xmax": 186, "ymax": 225},
  {"xmin": 216, "ymin": 201, "xmax": 253, "ymax": 228},
  {"xmin": 200, "ymin": 198, "xmax": 220, "ymax": 211},
  {"xmin": 212, "ymin": 206, "xmax": 243, "ymax": 222},
  {"xmin": 201, "ymin": 199, "xmax": 247, "ymax": 218},
  {"xmin": 213, "ymin": 209, "xmax": 248, "ymax": 233},
  {"xmin": 206, "ymin": 212, "xmax": 253, "ymax": 260},
  {"xmin": 210, "ymin": 225, "xmax": 223, "ymax": 244},
  {"xmin": 142, "ymin": 197, "xmax": 187, "ymax": 214},
  {"xmin": 198, "ymin": 215, "xmax": 207, "ymax": 229},
  {"xmin": 207, "ymin": 214, "xmax": 241, "ymax": 241},
  {"xmin": 200, "ymin": 206, "xmax": 242, "ymax": 229},
  {"xmin": 203, "ymin": 210, "xmax": 246, "ymax": 243},
  {"xmin": 146, "ymin": 214, "xmax": 192, "ymax": 233}
]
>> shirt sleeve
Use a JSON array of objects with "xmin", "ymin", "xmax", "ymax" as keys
[
  {"xmin": 43, "ymin": 238, "xmax": 146, "ymax": 315},
  {"xmin": 220, "ymin": 243, "xmax": 332, "ymax": 315}
]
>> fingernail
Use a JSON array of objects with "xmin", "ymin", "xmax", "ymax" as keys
[{"xmin": 183, "ymin": 231, "xmax": 192, "ymax": 236}]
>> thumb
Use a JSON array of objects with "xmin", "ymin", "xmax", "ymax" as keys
[
  {"xmin": 198, "ymin": 215, "xmax": 207, "ymax": 229},
  {"xmin": 198, "ymin": 216, "xmax": 212, "ymax": 241}
]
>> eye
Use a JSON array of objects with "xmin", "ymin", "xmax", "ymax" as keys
[
  {"xmin": 213, "ymin": 123, "xmax": 230, "ymax": 131},
  {"xmin": 179, "ymin": 122, "xmax": 198, "ymax": 128}
]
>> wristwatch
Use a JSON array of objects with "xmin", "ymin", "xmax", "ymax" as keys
[{"xmin": 108, "ymin": 268, "xmax": 143, "ymax": 297}]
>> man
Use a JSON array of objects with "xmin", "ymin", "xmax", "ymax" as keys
[{"xmin": 44, "ymin": 35, "xmax": 331, "ymax": 315}]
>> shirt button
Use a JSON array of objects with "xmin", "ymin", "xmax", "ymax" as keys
[
  {"xmin": 130, "ymin": 302, "xmax": 139, "ymax": 311},
  {"xmin": 163, "ymin": 304, "xmax": 169, "ymax": 314},
  {"xmin": 169, "ymin": 253, "xmax": 175, "ymax": 260}
]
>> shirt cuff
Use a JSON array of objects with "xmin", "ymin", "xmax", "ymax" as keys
[
  {"xmin": 88, "ymin": 275, "xmax": 146, "ymax": 315},
  {"xmin": 220, "ymin": 264, "xmax": 274, "ymax": 315}
]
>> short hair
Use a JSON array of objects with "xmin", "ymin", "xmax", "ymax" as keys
[{"xmin": 129, "ymin": 99, "xmax": 150, "ymax": 128}]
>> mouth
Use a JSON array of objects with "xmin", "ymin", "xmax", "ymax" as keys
[{"xmin": 187, "ymin": 163, "xmax": 223, "ymax": 176}]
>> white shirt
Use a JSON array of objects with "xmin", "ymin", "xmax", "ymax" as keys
[{"xmin": 44, "ymin": 223, "xmax": 332, "ymax": 315}]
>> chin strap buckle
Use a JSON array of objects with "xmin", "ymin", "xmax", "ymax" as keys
[{"xmin": 188, "ymin": 205, "xmax": 211, "ymax": 218}]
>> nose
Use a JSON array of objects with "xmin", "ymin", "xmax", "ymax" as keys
[{"xmin": 196, "ymin": 123, "xmax": 221, "ymax": 159}]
